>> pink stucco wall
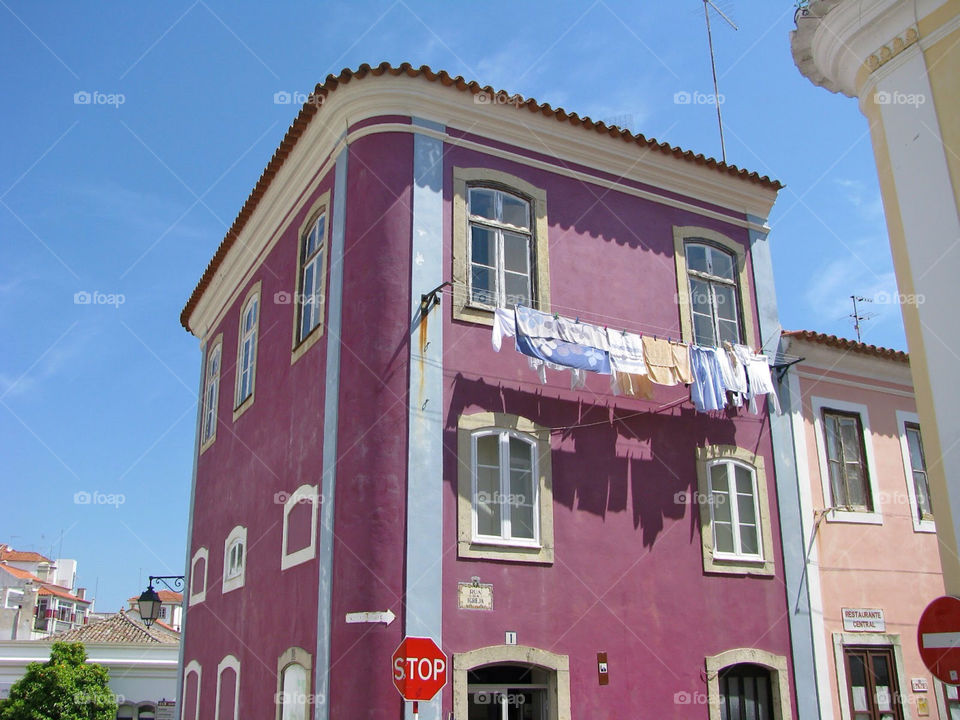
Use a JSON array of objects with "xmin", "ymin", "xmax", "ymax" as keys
[{"xmin": 795, "ymin": 349, "xmax": 944, "ymax": 718}]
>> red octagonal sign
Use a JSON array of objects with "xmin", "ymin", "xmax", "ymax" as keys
[
  {"xmin": 392, "ymin": 636, "xmax": 447, "ymax": 701},
  {"xmin": 919, "ymin": 596, "xmax": 960, "ymax": 684}
]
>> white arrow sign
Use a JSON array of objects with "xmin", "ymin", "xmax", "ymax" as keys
[{"xmin": 345, "ymin": 609, "xmax": 396, "ymax": 626}]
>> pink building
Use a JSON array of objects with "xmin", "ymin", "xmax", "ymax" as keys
[
  {"xmin": 177, "ymin": 63, "xmax": 808, "ymax": 719},
  {"xmin": 783, "ymin": 331, "xmax": 947, "ymax": 720}
]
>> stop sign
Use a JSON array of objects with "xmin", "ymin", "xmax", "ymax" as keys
[
  {"xmin": 919, "ymin": 596, "xmax": 960, "ymax": 684},
  {"xmin": 392, "ymin": 636, "xmax": 447, "ymax": 701}
]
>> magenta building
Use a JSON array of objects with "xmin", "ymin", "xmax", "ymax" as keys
[{"xmin": 177, "ymin": 63, "xmax": 806, "ymax": 720}]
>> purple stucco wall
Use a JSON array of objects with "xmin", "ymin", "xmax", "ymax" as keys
[{"xmin": 182, "ymin": 116, "xmax": 793, "ymax": 719}]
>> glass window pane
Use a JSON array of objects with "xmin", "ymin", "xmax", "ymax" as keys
[
  {"xmin": 281, "ymin": 664, "xmax": 307, "ymax": 720},
  {"xmin": 840, "ymin": 418, "xmax": 863, "ymax": 462},
  {"xmin": 471, "ymin": 226, "xmax": 496, "ymax": 267},
  {"xmin": 718, "ymin": 319, "xmax": 740, "ymax": 346},
  {"xmin": 737, "ymin": 494, "xmax": 757, "ymax": 526},
  {"xmin": 469, "ymin": 188, "xmax": 497, "ymax": 220},
  {"xmin": 500, "ymin": 193, "xmax": 530, "ymax": 229},
  {"xmin": 687, "ymin": 243, "xmax": 709, "ymax": 273},
  {"xmin": 476, "ymin": 435, "xmax": 499, "ymax": 467},
  {"xmin": 907, "ymin": 426, "xmax": 926, "ymax": 471},
  {"xmin": 503, "ymin": 232, "xmax": 529, "ymax": 273},
  {"xmin": 693, "ymin": 314, "xmax": 715, "ymax": 347},
  {"xmin": 504, "ymin": 272, "xmax": 530, "ymax": 309},
  {"xmin": 510, "ymin": 499, "xmax": 535, "ymax": 540},
  {"xmin": 690, "ymin": 278, "xmax": 712, "ymax": 313},
  {"xmin": 509, "ymin": 437, "xmax": 532, "ymax": 471},
  {"xmin": 476, "ymin": 467, "xmax": 501, "ymax": 537},
  {"xmin": 734, "ymin": 466, "xmax": 753, "ymax": 495},
  {"xmin": 471, "ymin": 267, "xmax": 495, "ymax": 305},
  {"xmin": 709, "ymin": 249, "xmax": 736, "ymax": 281},
  {"xmin": 740, "ymin": 525, "xmax": 759, "ymax": 555},
  {"xmin": 714, "ymin": 284, "xmax": 738, "ymax": 322},
  {"xmin": 714, "ymin": 522, "xmax": 735, "ymax": 554}
]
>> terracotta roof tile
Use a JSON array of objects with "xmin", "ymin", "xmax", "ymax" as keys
[
  {"xmin": 127, "ymin": 590, "xmax": 182, "ymax": 603},
  {"xmin": 0, "ymin": 563, "xmax": 43, "ymax": 583},
  {"xmin": 783, "ymin": 330, "xmax": 909, "ymax": 363},
  {"xmin": 47, "ymin": 610, "xmax": 179, "ymax": 644},
  {"xmin": 37, "ymin": 584, "xmax": 91, "ymax": 604},
  {"xmin": 0, "ymin": 546, "xmax": 52, "ymax": 563},
  {"xmin": 180, "ymin": 62, "xmax": 784, "ymax": 330}
]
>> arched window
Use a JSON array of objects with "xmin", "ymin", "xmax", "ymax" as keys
[
  {"xmin": 471, "ymin": 428, "xmax": 539, "ymax": 544},
  {"xmin": 275, "ymin": 647, "xmax": 312, "ymax": 720},
  {"xmin": 467, "ymin": 186, "xmax": 533, "ymax": 309},
  {"xmin": 200, "ymin": 338, "xmax": 222, "ymax": 447},
  {"xmin": 182, "ymin": 660, "xmax": 202, "ymax": 720},
  {"xmin": 222, "ymin": 526, "xmax": 247, "ymax": 593},
  {"xmin": 705, "ymin": 649, "xmax": 790, "ymax": 720},
  {"xmin": 215, "ymin": 655, "xmax": 240, "ymax": 720},
  {"xmin": 298, "ymin": 211, "xmax": 326, "ymax": 342},
  {"xmin": 685, "ymin": 241, "xmax": 741, "ymax": 346},
  {"xmin": 281, "ymin": 485, "xmax": 318, "ymax": 570},
  {"xmin": 707, "ymin": 459, "xmax": 762, "ymax": 560},
  {"xmin": 189, "ymin": 547, "xmax": 208, "ymax": 604},
  {"xmin": 235, "ymin": 286, "xmax": 260, "ymax": 409}
]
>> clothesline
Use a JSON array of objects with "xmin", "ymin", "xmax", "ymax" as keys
[{"xmin": 491, "ymin": 304, "xmax": 782, "ymax": 416}]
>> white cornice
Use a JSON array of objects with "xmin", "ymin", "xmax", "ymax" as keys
[
  {"xmin": 792, "ymin": 0, "xmax": 949, "ymax": 97},
  {"xmin": 784, "ymin": 336, "xmax": 913, "ymax": 388},
  {"xmin": 186, "ymin": 75, "xmax": 780, "ymax": 337}
]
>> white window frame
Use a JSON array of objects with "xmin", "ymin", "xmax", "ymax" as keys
[
  {"xmin": 706, "ymin": 459, "xmax": 764, "ymax": 562},
  {"xmin": 200, "ymin": 336, "xmax": 223, "ymax": 451},
  {"xmin": 233, "ymin": 282, "xmax": 261, "ymax": 420},
  {"xmin": 466, "ymin": 186, "xmax": 533, "ymax": 311},
  {"xmin": 222, "ymin": 526, "xmax": 247, "ymax": 594},
  {"xmin": 298, "ymin": 212, "xmax": 326, "ymax": 342},
  {"xmin": 275, "ymin": 647, "xmax": 313, "ymax": 720},
  {"xmin": 182, "ymin": 660, "xmax": 202, "ymax": 720},
  {"xmin": 811, "ymin": 397, "xmax": 882, "ymax": 525},
  {"xmin": 189, "ymin": 547, "xmax": 208, "ymax": 605},
  {"xmin": 470, "ymin": 429, "xmax": 541, "ymax": 548},
  {"xmin": 281, "ymin": 484, "xmax": 319, "ymax": 570},
  {"xmin": 215, "ymin": 654, "xmax": 240, "ymax": 720},
  {"xmin": 684, "ymin": 241, "xmax": 742, "ymax": 347},
  {"xmin": 896, "ymin": 409, "xmax": 935, "ymax": 533},
  {"xmin": 5, "ymin": 588, "xmax": 24, "ymax": 609}
]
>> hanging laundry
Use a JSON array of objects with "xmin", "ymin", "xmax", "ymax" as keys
[
  {"xmin": 716, "ymin": 344, "xmax": 745, "ymax": 408},
  {"xmin": 558, "ymin": 316, "xmax": 610, "ymax": 351},
  {"xmin": 607, "ymin": 328, "xmax": 647, "ymax": 375},
  {"xmin": 745, "ymin": 353, "xmax": 781, "ymax": 415},
  {"xmin": 491, "ymin": 308, "xmax": 516, "ymax": 351},
  {"xmin": 641, "ymin": 336, "xmax": 688, "ymax": 386},
  {"xmin": 515, "ymin": 306, "xmax": 611, "ymax": 374},
  {"xmin": 612, "ymin": 372, "xmax": 656, "ymax": 400},
  {"xmin": 690, "ymin": 346, "xmax": 729, "ymax": 412}
]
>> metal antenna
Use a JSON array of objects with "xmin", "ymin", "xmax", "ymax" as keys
[
  {"xmin": 849, "ymin": 295, "xmax": 876, "ymax": 342},
  {"xmin": 702, "ymin": 0, "xmax": 737, "ymax": 163}
]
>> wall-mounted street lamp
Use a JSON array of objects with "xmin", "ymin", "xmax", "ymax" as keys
[{"xmin": 137, "ymin": 575, "xmax": 184, "ymax": 628}]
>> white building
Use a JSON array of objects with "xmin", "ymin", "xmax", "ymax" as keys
[{"xmin": 0, "ymin": 610, "xmax": 180, "ymax": 720}]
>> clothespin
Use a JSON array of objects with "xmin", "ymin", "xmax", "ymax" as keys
[
  {"xmin": 621, "ymin": 329, "xmax": 627, "ymax": 337},
  {"xmin": 575, "ymin": 316, "xmax": 580, "ymax": 324},
  {"xmin": 553, "ymin": 312, "xmax": 559, "ymax": 320}
]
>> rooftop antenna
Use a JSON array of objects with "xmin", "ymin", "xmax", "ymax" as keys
[
  {"xmin": 850, "ymin": 295, "xmax": 876, "ymax": 342},
  {"xmin": 702, "ymin": 0, "xmax": 738, "ymax": 163}
]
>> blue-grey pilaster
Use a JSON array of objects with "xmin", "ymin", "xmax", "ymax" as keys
[
  {"xmin": 748, "ymin": 214, "xmax": 821, "ymax": 720},
  {"xmin": 405, "ymin": 118, "xmax": 445, "ymax": 720},
  {"xmin": 315, "ymin": 146, "xmax": 349, "ymax": 720},
  {"xmin": 176, "ymin": 342, "xmax": 206, "ymax": 720}
]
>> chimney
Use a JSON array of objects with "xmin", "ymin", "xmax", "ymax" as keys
[{"xmin": 76, "ymin": 588, "xmax": 85, "ymax": 600}]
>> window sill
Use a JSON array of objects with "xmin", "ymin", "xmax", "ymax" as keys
[
  {"xmin": 199, "ymin": 434, "xmax": 216, "ymax": 456},
  {"xmin": 913, "ymin": 519, "xmax": 936, "ymax": 533},
  {"xmin": 458, "ymin": 539, "xmax": 553, "ymax": 564},
  {"xmin": 825, "ymin": 510, "xmax": 883, "ymax": 525},
  {"xmin": 703, "ymin": 552, "xmax": 774, "ymax": 577},
  {"xmin": 222, "ymin": 576, "xmax": 245, "ymax": 594},
  {"xmin": 290, "ymin": 323, "xmax": 324, "ymax": 366},
  {"xmin": 232, "ymin": 393, "xmax": 255, "ymax": 422},
  {"xmin": 453, "ymin": 303, "xmax": 496, "ymax": 327}
]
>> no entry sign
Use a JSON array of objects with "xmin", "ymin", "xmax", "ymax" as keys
[
  {"xmin": 918, "ymin": 596, "xmax": 960, "ymax": 684},
  {"xmin": 392, "ymin": 636, "xmax": 447, "ymax": 701}
]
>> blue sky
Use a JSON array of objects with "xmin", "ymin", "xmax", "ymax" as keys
[{"xmin": 0, "ymin": 1, "xmax": 903, "ymax": 612}]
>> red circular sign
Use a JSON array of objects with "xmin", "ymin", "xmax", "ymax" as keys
[
  {"xmin": 392, "ymin": 637, "xmax": 447, "ymax": 701},
  {"xmin": 918, "ymin": 596, "xmax": 960, "ymax": 684}
]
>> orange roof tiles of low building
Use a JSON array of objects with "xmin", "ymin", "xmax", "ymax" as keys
[
  {"xmin": 47, "ymin": 610, "xmax": 180, "ymax": 645},
  {"xmin": 783, "ymin": 330, "xmax": 909, "ymax": 363},
  {"xmin": 37, "ymin": 584, "xmax": 91, "ymax": 604},
  {"xmin": 0, "ymin": 545, "xmax": 52, "ymax": 563},
  {"xmin": 127, "ymin": 590, "xmax": 182, "ymax": 603},
  {"xmin": 181, "ymin": 62, "xmax": 784, "ymax": 330},
  {"xmin": 0, "ymin": 563, "xmax": 43, "ymax": 583}
]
